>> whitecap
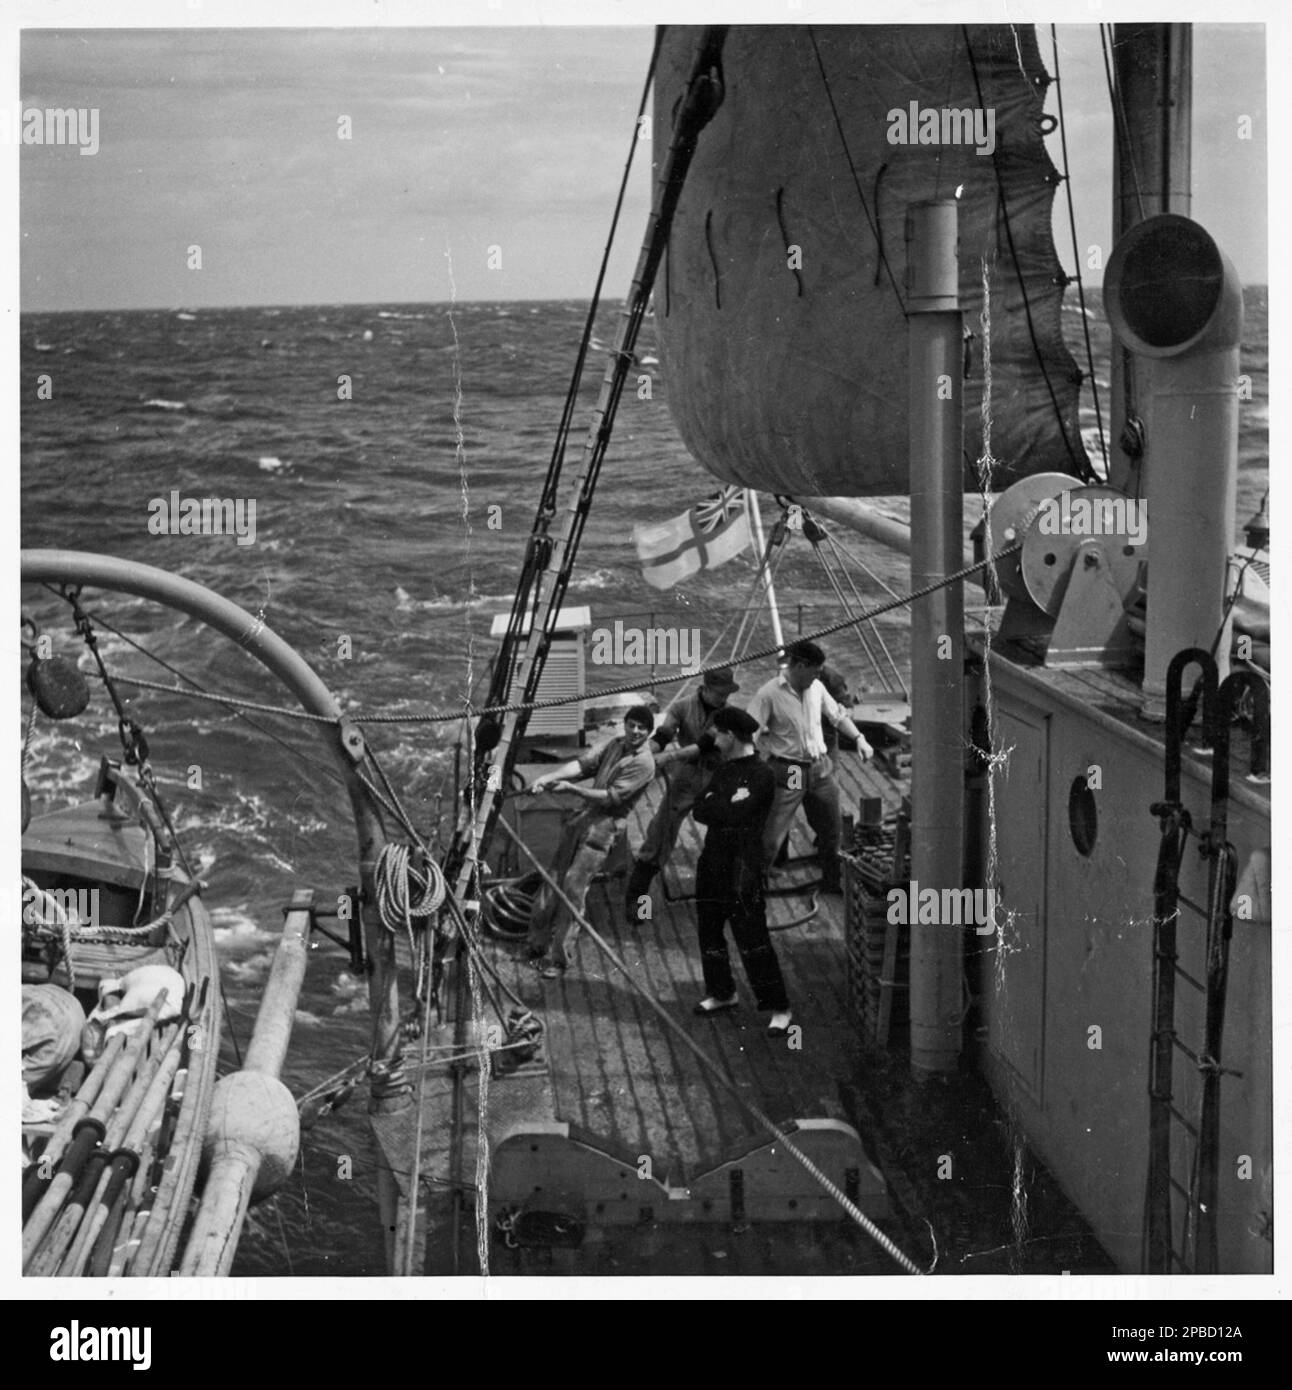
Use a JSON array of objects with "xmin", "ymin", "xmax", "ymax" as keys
[
  {"xmin": 143, "ymin": 398, "xmax": 186, "ymax": 411},
  {"xmin": 225, "ymin": 950, "xmax": 276, "ymax": 981},
  {"xmin": 572, "ymin": 567, "xmax": 619, "ymax": 590},
  {"xmin": 330, "ymin": 972, "xmax": 366, "ymax": 1000},
  {"xmin": 176, "ymin": 312, "xmax": 197, "ymax": 321},
  {"xmin": 258, "ymin": 456, "xmax": 288, "ymax": 471}
]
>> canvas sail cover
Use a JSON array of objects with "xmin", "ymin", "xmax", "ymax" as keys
[{"xmin": 653, "ymin": 25, "xmax": 1090, "ymax": 496}]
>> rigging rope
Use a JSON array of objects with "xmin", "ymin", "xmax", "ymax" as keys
[
  {"xmin": 1100, "ymin": 25, "xmax": 1147, "ymax": 224},
  {"xmin": 820, "ymin": 532, "xmax": 909, "ymax": 700},
  {"xmin": 1049, "ymin": 24, "xmax": 1110, "ymax": 478},
  {"xmin": 101, "ymin": 547, "xmax": 1018, "ymax": 728},
  {"xmin": 806, "ymin": 534, "xmax": 887, "ymax": 683},
  {"xmin": 484, "ymin": 29, "xmax": 664, "ymax": 733},
  {"xmin": 60, "ymin": 595, "xmax": 348, "ymax": 791},
  {"xmin": 960, "ymin": 26, "xmax": 1095, "ymax": 484},
  {"xmin": 23, "ymin": 699, "xmax": 38, "ymax": 775},
  {"xmin": 494, "ymin": 815, "xmax": 925, "ymax": 1275}
]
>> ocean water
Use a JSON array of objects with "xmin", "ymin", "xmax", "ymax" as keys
[{"xmin": 19, "ymin": 289, "xmax": 1269, "ymax": 1275}]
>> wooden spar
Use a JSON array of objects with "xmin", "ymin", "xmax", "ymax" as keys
[
  {"xmin": 178, "ymin": 891, "xmax": 312, "ymax": 1276},
  {"xmin": 23, "ymin": 1032, "xmax": 126, "ymax": 1215},
  {"xmin": 243, "ymin": 888, "xmax": 311, "ymax": 1077},
  {"xmin": 63, "ymin": 1037, "xmax": 186, "ymax": 1278},
  {"xmin": 905, "ymin": 201, "xmax": 965, "ymax": 1077},
  {"xmin": 130, "ymin": 1028, "xmax": 210, "ymax": 1276},
  {"xmin": 94, "ymin": 1051, "xmax": 184, "ymax": 1277},
  {"xmin": 22, "ymin": 989, "xmax": 175, "ymax": 1269},
  {"xmin": 746, "ymin": 490, "xmax": 785, "ymax": 652},
  {"xmin": 18, "ymin": 550, "xmax": 397, "ymax": 1103},
  {"xmin": 106, "ymin": 1055, "xmax": 189, "ymax": 1277},
  {"xmin": 30, "ymin": 1023, "xmax": 183, "ymax": 1278},
  {"xmin": 787, "ymin": 495, "xmax": 981, "ymax": 577}
]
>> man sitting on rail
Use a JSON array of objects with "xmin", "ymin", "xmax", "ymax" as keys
[{"xmin": 526, "ymin": 706, "xmax": 657, "ymax": 978}]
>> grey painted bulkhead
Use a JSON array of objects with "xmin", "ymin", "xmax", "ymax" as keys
[{"xmin": 973, "ymin": 655, "xmax": 1272, "ymax": 1274}]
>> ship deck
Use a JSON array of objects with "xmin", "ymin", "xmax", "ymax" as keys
[
  {"xmin": 372, "ymin": 749, "xmax": 919, "ymax": 1275},
  {"xmin": 535, "ymin": 749, "xmax": 905, "ymax": 1178},
  {"xmin": 986, "ymin": 642, "xmax": 1271, "ymax": 809}
]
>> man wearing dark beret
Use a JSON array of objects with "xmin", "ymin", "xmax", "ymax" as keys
[{"xmin": 689, "ymin": 704, "xmax": 792, "ymax": 1035}]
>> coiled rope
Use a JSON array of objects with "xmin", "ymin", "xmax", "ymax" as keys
[{"xmin": 374, "ymin": 843, "xmax": 448, "ymax": 960}]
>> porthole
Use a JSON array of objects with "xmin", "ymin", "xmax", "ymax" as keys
[{"xmin": 1068, "ymin": 775, "xmax": 1098, "ymax": 856}]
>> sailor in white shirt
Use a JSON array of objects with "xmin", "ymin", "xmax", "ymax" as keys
[{"xmin": 745, "ymin": 639, "xmax": 874, "ymax": 892}]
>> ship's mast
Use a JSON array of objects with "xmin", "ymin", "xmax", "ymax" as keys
[
  {"xmin": 905, "ymin": 202, "xmax": 965, "ymax": 1078},
  {"xmin": 1108, "ymin": 24, "xmax": 1192, "ymax": 494}
]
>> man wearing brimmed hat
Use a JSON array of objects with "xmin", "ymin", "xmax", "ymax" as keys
[{"xmin": 625, "ymin": 665, "xmax": 739, "ymax": 920}]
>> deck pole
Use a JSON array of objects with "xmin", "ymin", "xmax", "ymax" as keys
[
  {"xmin": 746, "ymin": 490, "xmax": 785, "ymax": 653},
  {"xmin": 177, "ymin": 890, "xmax": 314, "ymax": 1276},
  {"xmin": 905, "ymin": 201, "xmax": 965, "ymax": 1077}
]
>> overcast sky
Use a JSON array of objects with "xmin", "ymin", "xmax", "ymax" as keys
[{"xmin": 14, "ymin": 14, "xmax": 1270, "ymax": 309}]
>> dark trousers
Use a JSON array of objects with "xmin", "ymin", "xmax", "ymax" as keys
[{"xmin": 695, "ymin": 889, "xmax": 789, "ymax": 1012}]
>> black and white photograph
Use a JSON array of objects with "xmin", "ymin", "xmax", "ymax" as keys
[{"xmin": 9, "ymin": 0, "xmax": 1280, "ymax": 1306}]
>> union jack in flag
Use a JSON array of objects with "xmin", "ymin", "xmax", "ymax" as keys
[
  {"xmin": 632, "ymin": 487, "xmax": 753, "ymax": 590},
  {"xmin": 694, "ymin": 486, "xmax": 746, "ymax": 533}
]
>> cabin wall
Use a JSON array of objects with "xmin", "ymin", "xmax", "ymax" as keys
[{"xmin": 973, "ymin": 657, "xmax": 1272, "ymax": 1274}]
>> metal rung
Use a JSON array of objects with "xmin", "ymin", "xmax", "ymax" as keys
[
  {"xmin": 1170, "ymin": 1037, "xmax": 1204, "ymax": 1066},
  {"xmin": 1169, "ymin": 1247, "xmax": 1191, "ymax": 1271},
  {"xmin": 1169, "ymin": 1176, "xmax": 1193, "ymax": 1201},
  {"xmin": 1166, "ymin": 1105, "xmax": 1200, "ymax": 1137},
  {"xmin": 1176, "ymin": 893, "xmax": 1211, "ymax": 918},
  {"xmin": 1171, "ymin": 962, "xmax": 1206, "ymax": 992}
]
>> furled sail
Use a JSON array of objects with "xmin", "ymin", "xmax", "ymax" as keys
[{"xmin": 654, "ymin": 25, "xmax": 1090, "ymax": 496}]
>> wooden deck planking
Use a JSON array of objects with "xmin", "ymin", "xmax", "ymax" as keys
[
  {"xmin": 627, "ymin": 793, "xmax": 754, "ymax": 1163},
  {"xmin": 505, "ymin": 755, "xmax": 907, "ymax": 1176},
  {"xmin": 379, "ymin": 745, "xmax": 910, "ymax": 1270}
]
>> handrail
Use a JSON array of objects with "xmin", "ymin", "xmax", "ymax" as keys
[{"xmin": 20, "ymin": 549, "xmax": 400, "ymax": 1095}]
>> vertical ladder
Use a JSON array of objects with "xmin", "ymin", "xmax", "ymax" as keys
[{"xmin": 1145, "ymin": 653, "xmax": 1269, "ymax": 1273}]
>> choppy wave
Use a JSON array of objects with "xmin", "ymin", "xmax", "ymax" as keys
[{"xmin": 18, "ymin": 291, "xmax": 1268, "ymax": 1275}]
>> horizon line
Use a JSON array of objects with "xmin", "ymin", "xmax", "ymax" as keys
[{"xmin": 22, "ymin": 282, "xmax": 1275, "ymax": 316}]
